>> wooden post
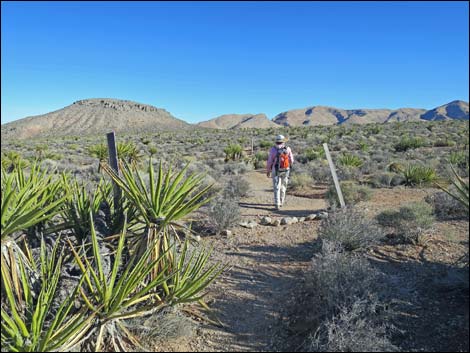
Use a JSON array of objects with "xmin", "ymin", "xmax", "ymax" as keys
[
  {"xmin": 106, "ymin": 131, "xmax": 122, "ymax": 211},
  {"xmin": 323, "ymin": 143, "xmax": 346, "ymax": 208}
]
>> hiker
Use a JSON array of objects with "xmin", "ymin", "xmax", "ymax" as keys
[{"xmin": 266, "ymin": 134, "xmax": 294, "ymax": 210}]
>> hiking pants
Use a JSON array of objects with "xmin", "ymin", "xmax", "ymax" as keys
[{"xmin": 272, "ymin": 170, "xmax": 289, "ymax": 207}]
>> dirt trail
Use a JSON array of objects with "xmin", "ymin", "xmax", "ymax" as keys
[
  {"xmin": 181, "ymin": 170, "xmax": 328, "ymax": 352},
  {"xmin": 238, "ymin": 170, "xmax": 327, "ymax": 220}
]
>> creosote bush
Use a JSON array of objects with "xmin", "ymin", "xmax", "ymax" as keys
[
  {"xmin": 207, "ymin": 196, "xmax": 241, "ymax": 234},
  {"xmin": 305, "ymin": 240, "xmax": 396, "ymax": 352}
]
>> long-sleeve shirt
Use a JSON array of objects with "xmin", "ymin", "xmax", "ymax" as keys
[{"xmin": 266, "ymin": 144, "xmax": 294, "ymax": 173}]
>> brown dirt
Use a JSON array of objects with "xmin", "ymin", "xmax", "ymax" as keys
[{"xmin": 155, "ymin": 171, "xmax": 469, "ymax": 352}]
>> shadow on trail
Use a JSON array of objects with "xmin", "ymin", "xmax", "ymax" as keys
[
  {"xmin": 366, "ymin": 252, "xmax": 469, "ymax": 352},
  {"xmin": 201, "ymin": 240, "xmax": 318, "ymax": 351}
]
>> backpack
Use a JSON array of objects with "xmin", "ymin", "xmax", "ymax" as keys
[{"xmin": 275, "ymin": 146, "xmax": 290, "ymax": 172}]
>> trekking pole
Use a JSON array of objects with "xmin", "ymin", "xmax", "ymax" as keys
[{"xmin": 323, "ymin": 143, "xmax": 346, "ymax": 208}]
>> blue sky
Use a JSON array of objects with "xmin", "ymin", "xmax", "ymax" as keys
[{"xmin": 1, "ymin": 1, "xmax": 469, "ymax": 124}]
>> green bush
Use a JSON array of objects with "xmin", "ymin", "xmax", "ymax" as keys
[
  {"xmin": 289, "ymin": 173, "xmax": 314, "ymax": 191},
  {"xmin": 376, "ymin": 202, "xmax": 434, "ymax": 245},
  {"xmin": 259, "ymin": 140, "xmax": 271, "ymax": 148},
  {"xmin": 394, "ymin": 136, "xmax": 426, "ymax": 152}
]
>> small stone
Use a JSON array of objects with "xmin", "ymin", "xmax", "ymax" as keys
[
  {"xmin": 291, "ymin": 217, "xmax": 299, "ymax": 224},
  {"xmin": 318, "ymin": 211, "xmax": 329, "ymax": 219},
  {"xmin": 298, "ymin": 217, "xmax": 305, "ymax": 222},
  {"xmin": 221, "ymin": 230, "xmax": 232, "ymax": 236},
  {"xmin": 281, "ymin": 217, "xmax": 295, "ymax": 225},
  {"xmin": 240, "ymin": 220, "xmax": 257, "ymax": 229},
  {"xmin": 260, "ymin": 216, "xmax": 272, "ymax": 225},
  {"xmin": 272, "ymin": 219, "xmax": 281, "ymax": 226},
  {"xmin": 305, "ymin": 214, "xmax": 318, "ymax": 221},
  {"xmin": 194, "ymin": 235, "xmax": 201, "ymax": 242}
]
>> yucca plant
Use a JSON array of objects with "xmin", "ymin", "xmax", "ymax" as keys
[
  {"xmin": 87, "ymin": 143, "xmax": 108, "ymax": 172},
  {"xmin": 1, "ymin": 236, "xmax": 94, "ymax": 352},
  {"xmin": 67, "ymin": 213, "xmax": 171, "ymax": 352},
  {"xmin": 436, "ymin": 164, "xmax": 469, "ymax": 213},
  {"xmin": 118, "ymin": 141, "xmax": 143, "ymax": 166},
  {"xmin": 1, "ymin": 164, "xmax": 66, "ymax": 301},
  {"xmin": 402, "ymin": 164, "xmax": 437, "ymax": 186},
  {"xmin": 61, "ymin": 176, "xmax": 104, "ymax": 241},
  {"xmin": 223, "ymin": 144, "xmax": 243, "ymax": 161},
  {"xmin": 101, "ymin": 159, "xmax": 213, "ymax": 282},
  {"xmin": 1, "ymin": 151, "xmax": 29, "ymax": 172},
  {"xmin": 339, "ymin": 153, "xmax": 363, "ymax": 168}
]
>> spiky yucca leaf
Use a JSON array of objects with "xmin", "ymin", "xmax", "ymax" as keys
[
  {"xmin": 67, "ymin": 213, "xmax": 171, "ymax": 352},
  {"xmin": 1, "ymin": 236, "xmax": 94, "ymax": 352},
  {"xmin": 1, "ymin": 164, "xmax": 66, "ymax": 303},
  {"xmin": 61, "ymin": 176, "xmax": 104, "ymax": 241},
  {"xmin": 436, "ymin": 164, "xmax": 469, "ymax": 213},
  {"xmin": 1, "ymin": 164, "xmax": 66, "ymax": 239},
  {"xmin": 163, "ymin": 240, "xmax": 226, "ymax": 304}
]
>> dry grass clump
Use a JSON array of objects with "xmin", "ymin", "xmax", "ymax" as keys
[{"xmin": 318, "ymin": 207, "xmax": 383, "ymax": 251}]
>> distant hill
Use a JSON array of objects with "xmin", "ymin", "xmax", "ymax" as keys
[
  {"xmin": 273, "ymin": 101, "xmax": 468, "ymax": 127},
  {"xmin": 197, "ymin": 113, "xmax": 278, "ymax": 129},
  {"xmin": 420, "ymin": 100, "xmax": 469, "ymax": 121},
  {"xmin": 1, "ymin": 98, "xmax": 190, "ymax": 140},
  {"xmin": 2, "ymin": 99, "xmax": 468, "ymax": 140}
]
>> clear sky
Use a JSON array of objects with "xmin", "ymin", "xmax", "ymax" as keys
[{"xmin": 1, "ymin": 1, "xmax": 469, "ymax": 124}]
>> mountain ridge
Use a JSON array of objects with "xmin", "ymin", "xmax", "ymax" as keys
[{"xmin": 2, "ymin": 99, "xmax": 468, "ymax": 140}]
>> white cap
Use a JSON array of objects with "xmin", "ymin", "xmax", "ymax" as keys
[{"xmin": 275, "ymin": 134, "xmax": 288, "ymax": 142}]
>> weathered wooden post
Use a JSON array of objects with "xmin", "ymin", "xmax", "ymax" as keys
[
  {"xmin": 106, "ymin": 131, "xmax": 122, "ymax": 213},
  {"xmin": 323, "ymin": 143, "xmax": 346, "ymax": 208}
]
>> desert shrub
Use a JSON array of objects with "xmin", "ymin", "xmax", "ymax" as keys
[
  {"xmin": 307, "ymin": 241, "xmax": 385, "ymax": 315},
  {"xmin": 223, "ymin": 161, "xmax": 252, "ymax": 175},
  {"xmin": 289, "ymin": 173, "xmax": 314, "ymax": 191},
  {"xmin": 402, "ymin": 164, "xmax": 437, "ymax": 186},
  {"xmin": 369, "ymin": 172, "xmax": 396, "ymax": 188},
  {"xmin": 318, "ymin": 207, "xmax": 383, "ymax": 250},
  {"xmin": 394, "ymin": 136, "xmax": 426, "ymax": 152},
  {"xmin": 338, "ymin": 153, "xmax": 363, "ymax": 168},
  {"xmin": 449, "ymin": 150, "xmax": 469, "ymax": 170},
  {"xmin": 358, "ymin": 140, "xmax": 370, "ymax": 152},
  {"xmin": 298, "ymin": 147, "xmax": 324, "ymax": 163},
  {"xmin": 223, "ymin": 177, "xmax": 250, "ymax": 199},
  {"xmin": 259, "ymin": 140, "xmax": 272, "ymax": 148},
  {"xmin": 207, "ymin": 196, "xmax": 241, "ymax": 234},
  {"xmin": 128, "ymin": 306, "xmax": 195, "ymax": 345},
  {"xmin": 359, "ymin": 159, "xmax": 378, "ymax": 175},
  {"xmin": 376, "ymin": 202, "xmax": 434, "ymax": 245},
  {"xmin": 308, "ymin": 299, "xmax": 398, "ymax": 352},
  {"xmin": 337, "ymin": 165, "xmax": 362, "ymax": 181},
  {"xmin": 254, "ymin": 151, "xmax": 268, "ymax": 169},
  {"xmin": 425, "ymin": 190, "xmax": 468, "ymax": 220},
  {"xmin": 311, "ymin": 164, "xmax": 332, "ymax": 183},
  {"xmin": 326, "ymin": 181, "xmax": 373, "ymax": 207},
  {"xmin": 390, "ymin": 174, "xmax": 405, "ymax": 186},
  {"xmin": 387, "ymin": 162, "xmax": 405, "ymax": 173},
  {"xmin": 304, "ymin": 241, "xmax": 395, "ymax": 352},
  {"xmin": 433, "ymin": 138, "xmax": 456, "ymax": 147}
]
